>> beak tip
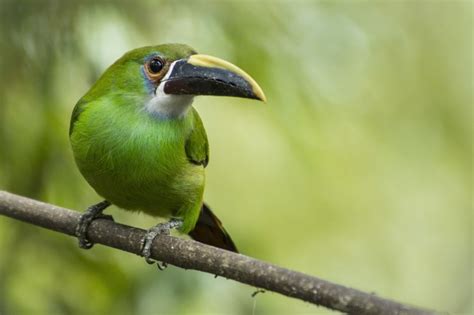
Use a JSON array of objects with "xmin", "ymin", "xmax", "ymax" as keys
[
  {"xmin": 257, "ymin": 95, "xmax": 267, "ymax": 103},
  {"xmin": 252, "ymin": 86, "xmax": 267, "ymax": 103}
]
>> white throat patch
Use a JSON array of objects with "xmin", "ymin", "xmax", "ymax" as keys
[{"xmin": 145, "ymin": 60, "xmax": 194, "ymax": 119}]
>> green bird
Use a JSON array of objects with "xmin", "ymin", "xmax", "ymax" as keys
[{"xmin": 69, "ymin": 44, "xmax": 265, "ymax": 261}]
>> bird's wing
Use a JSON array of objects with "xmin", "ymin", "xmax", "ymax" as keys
[{"xmin": 185, "ymin": 108, "xmax": 209, "ymax": 167}]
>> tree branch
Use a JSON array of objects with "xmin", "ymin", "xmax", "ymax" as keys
[{"xmin": 0, "ymin": 190, "xmax": 437, "ymax": 315}]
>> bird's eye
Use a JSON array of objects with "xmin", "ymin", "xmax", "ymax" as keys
[{"xmin": 148, "ymin": 57, "xmax": 164, "ymax": 74}]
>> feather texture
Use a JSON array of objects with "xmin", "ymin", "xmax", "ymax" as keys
[{"xmin": 71, "ymin": 94, "xmax": 205, "ymax": 233}]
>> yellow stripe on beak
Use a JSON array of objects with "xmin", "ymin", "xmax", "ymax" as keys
[{"xmin": 188, "ymin": 54, "xmax": 267, "ymax": 102}]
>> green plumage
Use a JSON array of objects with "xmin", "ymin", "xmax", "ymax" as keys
[
  {"xmin": 70, "ymin": 45, "xmax": 207, "ymax": 233},
  {"xmin": 71, "ymin": 103, "xmax": 206, "ymax": 233},
  {"xmin": 70, "ymin": 44, "xmax": 263, "ymax": 251}
]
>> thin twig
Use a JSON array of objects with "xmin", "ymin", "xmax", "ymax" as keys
[{"xmin": 0, "ymin": 190, "xmax": 438, "ymax": 315}]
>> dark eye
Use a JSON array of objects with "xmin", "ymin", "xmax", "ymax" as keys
[{"xmin": 148, "ymin": 57, "xmax": 164, "ymax": 74}]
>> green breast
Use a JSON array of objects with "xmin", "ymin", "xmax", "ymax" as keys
[{"xmin": 70, "ymin": 98, "xmax": 205, "ymax": 217}]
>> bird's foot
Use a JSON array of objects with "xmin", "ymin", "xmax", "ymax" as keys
[
  {"xmin": 140, "ymin": 218, "xmax": 183, "ymax": 269},
  {"xmin": 75, "ymin": 200, "xmax": 112, "ymax": 249}
]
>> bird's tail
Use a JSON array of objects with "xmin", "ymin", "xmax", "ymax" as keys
[{"xmin": 188, "ymin": 203, "xmax": 238, "ymax": 253}]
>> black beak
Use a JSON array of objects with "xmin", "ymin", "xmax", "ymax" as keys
[{"xmin": 162, "ymin": 54, "xmax": 266, "ymax": 102}]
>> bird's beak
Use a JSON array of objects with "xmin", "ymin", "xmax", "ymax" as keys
[{"xmin": 162, "ymin": 54, "xmax": 266, "ymax": 102}]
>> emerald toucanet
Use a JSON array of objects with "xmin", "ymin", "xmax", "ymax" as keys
[{"xmin": 69, "ymin": 44, "xmax": 265, "ymax": 260}]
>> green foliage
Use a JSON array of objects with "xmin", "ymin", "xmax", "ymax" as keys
[{"xmin": 0, "ymin": 1, "xmax": 471, "ymax": 314}]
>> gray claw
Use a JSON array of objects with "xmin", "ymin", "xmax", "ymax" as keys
[
  {"xmin": 75, "ymin": 200, "xmax": 111, "ymax": 249},
  {"xmin": 140, "ymin": 218, "xmax": 183, "ymax": 268}
]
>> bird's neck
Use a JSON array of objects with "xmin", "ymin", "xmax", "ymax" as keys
[{"xmin": 145, "ymin": 90, "xmax": 194, "ymax": 120}]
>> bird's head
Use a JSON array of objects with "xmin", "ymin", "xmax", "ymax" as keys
[{"xmin": 87, "ymin": 44, "xmax": 266, "ymax": 118}]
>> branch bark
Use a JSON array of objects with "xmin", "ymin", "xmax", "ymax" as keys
[{"xmin": 0, "ymin": 190, "xmax": 437, "ymax": 315}]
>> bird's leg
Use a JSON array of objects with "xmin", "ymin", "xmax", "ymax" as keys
[
  {"xmin": 75, "ymin": 200, "xmax": 112, "ymax": 249},
  {"xmin": 140, "ymin": 218, "xmax": 183, "ymax": 268}
]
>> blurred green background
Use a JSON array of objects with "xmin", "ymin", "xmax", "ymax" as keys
[{"xmin": 0, "ymin": 0, "xmax": 471, "ymax": 314}]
